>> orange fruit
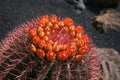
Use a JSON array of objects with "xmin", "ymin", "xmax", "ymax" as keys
[
  {"xmin": 63, "ymin": 17, "xmax": 73, "ymax": 26},
  {"xmin": 46, "ymin": 51, "xmax": 56, "ymax": 61},
  {"xmin": 37, "ymin": 49, "xmax": 45, "ymax": 59},
  {"xmin": 58, "ymin": 51, "xmax": 68, "ymax": 61}
]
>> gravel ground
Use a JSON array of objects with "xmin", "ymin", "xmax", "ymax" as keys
[{"xmin": 0, "ymin": 0, "xmax": 120, "ymax": 53}]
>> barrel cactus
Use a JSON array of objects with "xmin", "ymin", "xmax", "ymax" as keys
[{"xmin": 0, "ymin": 14, "xmax": 100, "ymax": 80}]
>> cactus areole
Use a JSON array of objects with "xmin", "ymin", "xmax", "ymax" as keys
[
  {"xmin": 0, "ymin": 14, "xmax": 100, "ymax": 80},
  {"xmin": 29, "ymin": 14, "xmax": 89, "ymax": 62}
]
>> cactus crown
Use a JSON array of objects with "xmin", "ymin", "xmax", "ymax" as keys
[{"xmin": 29, "ymin": 14, "xmax": 89, "ymax": 62}]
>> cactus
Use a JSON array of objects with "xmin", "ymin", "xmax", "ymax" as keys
[{"xmin": 0, "ymin": 15, "xmax": 100, "ymax": 80}]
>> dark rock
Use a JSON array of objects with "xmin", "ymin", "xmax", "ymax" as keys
[
  {"xmin": 96, "ymin": 48, "xmax": 120, "ymax": 80},
  {"xmin": 65, "ymin": 0, "xmax": 86, "ymax": 14},
  {"xmin": 92, "ymin": 9, "xmax": 120, "ymax": 33}
]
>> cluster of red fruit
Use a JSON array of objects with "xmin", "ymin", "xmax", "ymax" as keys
[{"xmin": 29, "ymin": 14, "xmax": 89, "ymax": 62}]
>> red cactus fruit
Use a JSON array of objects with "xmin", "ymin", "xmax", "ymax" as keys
[
  {"xmin": 67, "ymin": 46, "xmax": 76, "ymax": 58},
  {"xmin": 46, "ymin": 51, "xmax": 56, "ymax": 61},
  {"xmin": 74, "ymin": 54, "xmax": 83, "ymax": 62},
  {"xmin": 0, "ymin": 14, "xmax": 100, "ymax": 80},
  {"xmin": 75, "ymin": 25, "xmax": 83, "ymax": 34},
  {"xmin": 32, "ymin": 35, "xmax": 40, "ymax": 44},
  {"xmin": 37, "ymin": 49, "xmax": 45, "ymax": 59},
  {"xmin": 29, "ymin": 27, "xmax": 36, "ymax": 38},
  {"xmin": 50, "ymin": 14, "xmax": 58, "ymax": 23},
  {"xmin": 58, "ymin": 51, "xmax": 68, "ymax": 61},
  {"xmin": 63, "ymin": 17, "xmax": 73, "ymax": 26},
  {"xmin": 30, "ymin": 44, "xmax": 37, "ymax": 54}
]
